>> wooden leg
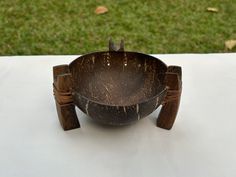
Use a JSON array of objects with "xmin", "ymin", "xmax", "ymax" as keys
[
  {"xmin": 55, "ymin": 102, "xmax": 80, "ymax": 130},
  {"xmin": 157, "ymin": 66, "xmax": 182, "ymax": 130},
  {"xmin": 53, "ymin": 65, "xmax": 80, "ymax": 130}
]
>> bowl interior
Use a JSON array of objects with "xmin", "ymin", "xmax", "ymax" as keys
[{"xmin": 69, "ymin": 51, "xmax": 167, "ymax": 106}]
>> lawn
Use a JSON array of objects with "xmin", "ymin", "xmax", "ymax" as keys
[{"xmin": 0, "ymin": 0, "xmax": 236, "ymax": 55}]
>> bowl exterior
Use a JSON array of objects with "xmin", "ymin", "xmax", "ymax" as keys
[{"xmin": 73, "ymin": 91, "xmax": 166, "ymax": 125}]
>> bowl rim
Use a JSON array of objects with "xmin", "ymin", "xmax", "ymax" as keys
[{"xmin": 69, "ymin": 50, "xmax": 167, "ymax": 68}]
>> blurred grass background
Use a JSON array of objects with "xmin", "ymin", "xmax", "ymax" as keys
[{"xmin": 0, "ymin": 0, "xmax": 236, "ymax": 55}]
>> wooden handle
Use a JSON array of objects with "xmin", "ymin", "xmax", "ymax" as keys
[
  {"xmin": 156, "ymin": 66, "xmax": 182, "ymax": 130},
  {"xmin": 53, "ymin": 65, "xmax": 80, "ymax": 130}
]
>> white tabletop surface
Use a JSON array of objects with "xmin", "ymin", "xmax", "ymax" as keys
[{"xmin": 0, "ymin": 54, "xmax": 236, "ymax": 177}]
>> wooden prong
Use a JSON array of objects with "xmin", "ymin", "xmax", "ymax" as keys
[
  {"xmin": 118, "ymin": 40, "xmax": 124, "ymax": 51},
  {"xmin": 109, "ymin": 38, "xmax": 117, "ymax": 51}
]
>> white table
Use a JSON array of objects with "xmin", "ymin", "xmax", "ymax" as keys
[{"xmin": 0, "ymin": 54, "xmax": 236, "ymax": 177}]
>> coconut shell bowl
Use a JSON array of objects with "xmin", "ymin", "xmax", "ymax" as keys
[{"xmin": 53, "ymin": 40, "xmax": 182, "ymax": 130}]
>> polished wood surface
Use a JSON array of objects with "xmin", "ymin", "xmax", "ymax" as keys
[{"xmin": 53, "ymin": 65, "xmax": 80, "ymax": 130}]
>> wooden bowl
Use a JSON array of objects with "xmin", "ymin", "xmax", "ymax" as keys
[{"xmin": 53, "ymin": 40, "xmax": 182, "ymax": 130}]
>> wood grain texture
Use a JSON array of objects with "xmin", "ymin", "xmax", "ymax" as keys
[
  {"xmin": 53, "ymin": 65, "xmax": 80, "ymax": 130},
  {"xmin": 156, "ymin": 66, "xmax": 182, "ymax": 130}
]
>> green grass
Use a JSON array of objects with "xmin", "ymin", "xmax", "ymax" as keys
[{"xmin": 0, "ymin": 0, "xmax": 236, "ymax": 55}]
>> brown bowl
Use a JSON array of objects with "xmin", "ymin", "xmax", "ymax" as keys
[{"xmin": 53, "ymin": 40, "xmax": 182, "ymax": 130}]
